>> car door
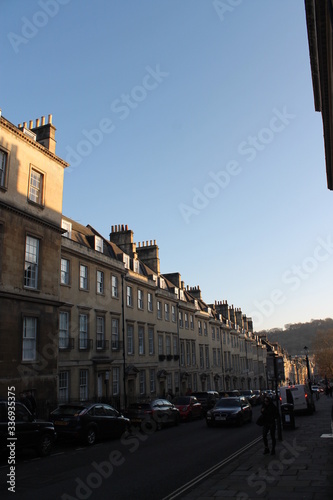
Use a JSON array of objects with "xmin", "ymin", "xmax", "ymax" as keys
[
  {"xmin": 91, "ymin": 405, "xmax": 107, "ymax": 437},
  {"xmin": 103, "ymin": 405, "xmax": 124, "ymax": 438}
]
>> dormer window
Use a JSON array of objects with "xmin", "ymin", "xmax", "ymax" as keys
[
  {"xmin": 61, "ymin": 219, "xmax": 72, "ymax": 238},
  {"xmin": 123, "ymin": 254, "xmax": 130, "ymax": 269},
  {"xmin": 95, "ymin": 236, "xmax": 103, "ymax": 252}
]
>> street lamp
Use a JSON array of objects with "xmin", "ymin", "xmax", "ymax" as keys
[{"xmin": 303, "ymin": 346, "xmax": 312, "ymax": 393}]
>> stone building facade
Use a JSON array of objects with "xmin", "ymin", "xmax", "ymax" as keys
[
  {"xmin": 0, "ymin": 112, "xmax": 68, "ymax": 415},
  {"xmin": 1, "ymin": 110, "xmax": 270, "ymax": 414}
]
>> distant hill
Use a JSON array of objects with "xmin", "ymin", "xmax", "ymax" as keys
[{"xmin": 256, "ymin": 318, "xmax": 333, "ymax": 356}]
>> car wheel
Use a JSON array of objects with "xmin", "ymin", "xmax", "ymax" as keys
[
  {"xmin": 38, "ymin": 433, "xmax": 53, "ymax": 457},
  {"xmin": 86, "ymin": 427, "xmax": 97, "ymax": 445}
]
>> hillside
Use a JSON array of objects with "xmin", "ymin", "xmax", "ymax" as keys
[{"xmin": 256, "ymin": 318, "xmax": 333, "ymax": 356}]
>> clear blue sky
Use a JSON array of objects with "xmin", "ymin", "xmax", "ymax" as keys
[{"xmin": 2, "ymin": 0, "xmax": 333, "ymax": 331}]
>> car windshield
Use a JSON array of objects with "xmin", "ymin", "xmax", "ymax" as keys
[
  {"xmin": 173, "ymin": 397, "xmax": 190, "ymax": 405},
  {"xmin": 216, "ymin": 399, "xmax": 240, "ymax": 408},
  {"xmin": 52, "ymin": 405, "xmax": 87, "ymax": 416}
]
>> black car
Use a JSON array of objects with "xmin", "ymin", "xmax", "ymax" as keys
[
  {"xmin": 239, "ymin": 390, "xmax": 257, "ymax": 406},
  {"xmin": 191, "ymin": 391, "xmax": 219, "ymax": 415},
  {"xmin": 0, "ymin": 401, "xmax": 55, "ymax": 457},
  {"xmin": 125, "ymin": 399, "xmax": 180, "ymax": 430},
  {"xmin": 206, "ymin": 396, "xmax": 253, "ymax": 427},
  {"xmin": 50, "ymin": 403, "xmax": 130, "ymax": 445}
]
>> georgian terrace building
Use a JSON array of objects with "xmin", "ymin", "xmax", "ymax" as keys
[
  {"xmin": 0, "ymin": 112, "xmax": 68, "ymax": 416},
  {"xmin": 0, "ymin": 109, "xmax": 268, "ymax": 413},
  {"xmin": 57, "ymin": 220, "xmax": 268, "ymax": 408}
]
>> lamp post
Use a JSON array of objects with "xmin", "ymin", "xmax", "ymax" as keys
[{"xmin": 303, "ymin": 346, "xmax": 312, "ymax": 393}]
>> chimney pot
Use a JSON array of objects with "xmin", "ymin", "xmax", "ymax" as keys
[
  {"xmin": 121, "ymin": 224, "xmax": 124, "ymax": 231},
  {"xmin": 29, "ymin": 120, "xmax": 33, "ymax": 129},
  {"xmin": 150, "ymin": 240, "xmax": 152, "ymax": 246},
  {"xmin": 36, "ymin": 118, "xmax": 40, "ymax": 127},
  {"xmin": 146, "ymin": 241, "xmax": 148, "ymax": 246},
  {"xmin": 23, "ymin": 121, "xmax": 27, "ymax": 128},
  {"xmin": 18, "ymin": 123, "xmax": 22, "ymax": 128},
  {"xmin": 41, "ymin": 116, "xmax": 45, "ymax": 125},
  {"xmin": 48, "ymin": 114, "xmax": 52, "ymax": 124}
]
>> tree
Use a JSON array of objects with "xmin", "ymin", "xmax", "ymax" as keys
[{"xmin": 312, "ymin": 329, "xmax": 333, "ymax": 379}]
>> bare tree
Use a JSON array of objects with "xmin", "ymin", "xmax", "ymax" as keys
[{"xmin": 312, "ymin": 329, "xmax": 333, "ymax": 379}]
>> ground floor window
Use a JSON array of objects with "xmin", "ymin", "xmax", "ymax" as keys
[
  {"xmin": 79, "ymin": 370, "xmax": 88, "ymax": 401},
  {"xmin": 59, "ymin": 371, "xmax": 69, "ymax": 402}
]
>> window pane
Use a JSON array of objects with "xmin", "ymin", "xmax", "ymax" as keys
[
  {"xmin": 29, "ymin": 169, "xmax": 42, "ymax": 204},
  {"xmin": 61, "ymin": 258, "xmax": 69, "ymax": 285},
  {"xmin": 0, "ymin": 150, "xmax": 7, "ymax": 187},
  {"xmin": 22, "ymin": 317, "xmax": 37, "ymax": 361},
  {"xmin": 24, "ymin": 236, "xmax": 39, "ymax": 288}
]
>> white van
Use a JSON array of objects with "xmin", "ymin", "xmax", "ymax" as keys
[{"xmin": 279, "ymin": 384, "xmax": 315, "ymax": 414}]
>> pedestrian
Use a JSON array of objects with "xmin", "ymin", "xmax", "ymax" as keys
[
  {"xmin": 329, "ymin": 385, "xmax": 333, "ymax": 398},
  {"xmin": 261, "ymin": 396, "xmax": 278, "ymax": 455}
]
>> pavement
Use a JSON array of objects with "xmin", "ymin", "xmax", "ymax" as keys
[{"xmin": 178, "ymin": 394, "xmax": 333, "ymax": 500}]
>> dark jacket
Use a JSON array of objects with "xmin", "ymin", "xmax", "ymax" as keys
[{"xmin": 261, "ymin": 400, "xmax": 278, "ymax": 426}]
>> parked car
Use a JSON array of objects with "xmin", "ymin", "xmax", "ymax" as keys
[
  {"xmin": 124, "ymin": 399, "xmax": 180, "ymax": 430},
  {"xmin": 206, "ymin": 396, "xmax": 252, "ymax": 427},
  {"xmin": 191, "ymin": 391, "xmax": 219, "ymax": 415},
  {"xmin": 172, "ymin": 396, "xmax": 202, "ymax": 421},
  {"xmin": 0, "ymin": 401, "xmax": 56, "ymax": 457},
  {"xmin": 50, "ymin": 403, "xmax": 130, "ymax": 445},
  {"xmin": 239, "ymin": 390, "xmax": 256, "ymax": 406}
]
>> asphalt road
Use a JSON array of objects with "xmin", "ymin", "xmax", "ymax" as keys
[{"xmin": 0, "ymin": 406, "xmax": 263, "ymax": 500}]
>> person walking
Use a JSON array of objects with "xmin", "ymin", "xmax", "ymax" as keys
[{"xmin": 261, "ymin": 396, "xmax": 278, "ymax": 455}]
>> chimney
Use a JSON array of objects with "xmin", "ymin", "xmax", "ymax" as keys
[
  {"xmin": 235, "ymin": 309, "xmax": 243, "ymax": 329},
  {"xmin": 109, "ymin": 224, "xmax": 136, "ymax": 257},
  {"xmin": 214, "ymin": 300, "xmax": 230, "ymax": 322},
  {"xmin": 136, "ymin": 239, "xmax": 160, "ymax": 274},
  {"xmin": 31, "ymin": 114, "xmax": 57, "ymax": 153},
  {"xmin": 189, "ymin": 285, "xmax": 202, "ymax": 300}
]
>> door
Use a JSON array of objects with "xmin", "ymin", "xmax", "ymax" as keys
[{"xmin": 97, "ymin": 374, "xmax": 103, "ymax": 399}]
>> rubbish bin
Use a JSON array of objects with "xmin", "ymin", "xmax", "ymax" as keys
[{"xmin": 281, "ymin": 403, "xmax": 295, "ymax": 429}]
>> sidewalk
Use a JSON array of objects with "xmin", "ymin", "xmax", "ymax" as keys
[{"xmin": 180, "ymin": 395, "xmax": 333, "ymax": 499}]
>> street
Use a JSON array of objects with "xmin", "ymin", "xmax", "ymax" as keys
[{"xmin": 0, "ymin": 406, "xmax": 263, "ymax": 500}]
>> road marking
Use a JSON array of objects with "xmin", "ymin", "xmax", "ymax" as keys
[{"xmin": 162, "ymin": 436, "xmax": 262, "ymax": 500}]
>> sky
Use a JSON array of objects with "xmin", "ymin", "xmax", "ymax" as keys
[{"xmin": 1, "ymin": 0, "xmax": 333, "ymax": 332}]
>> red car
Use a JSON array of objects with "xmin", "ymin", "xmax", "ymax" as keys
[{"xmin": 172, "ymin": 396, "xmax": 202, "ymax": 421}]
